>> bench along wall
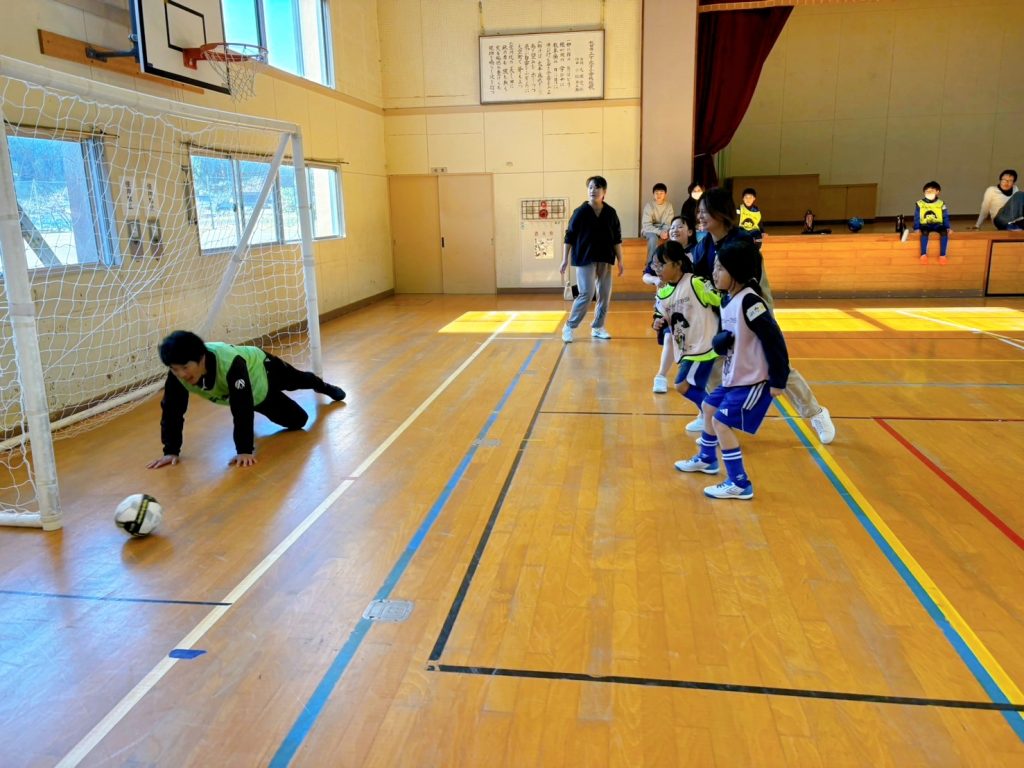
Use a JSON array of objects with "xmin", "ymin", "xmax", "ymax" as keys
[{"xmin": 619, "ymin": 232, "xmax": 1024, "ymax": 299}]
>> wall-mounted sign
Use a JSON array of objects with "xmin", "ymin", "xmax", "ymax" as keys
[{"xmin": 480, "ymin": 30, "xmax": 604, "ymax": 104}]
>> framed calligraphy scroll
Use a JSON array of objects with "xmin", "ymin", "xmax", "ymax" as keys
[{"xmin": 479, "ymin": 30, "xmax": 605, "ymax": 104}]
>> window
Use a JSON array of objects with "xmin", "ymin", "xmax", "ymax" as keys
[
  {"xmin": 190, "ymin": 154, "xmax": 238, "ymax": 251},
  {"xmin": 223, "ymin": 0, "xmax": 334, "ymax": 86},
  {"xmin": 280, "ymin": 165, "xmax": 343, "ymax": 241},
  {"xmin": 7, "ymin": 134, "xmax": 118, "ymax": 269},
  {"xmin": 239, "ymin": 160, "xmax": 280, "ymax": 246},
  {"xmin": 191, "ymin": 153, "xmax": 343, "ymax": 251}
]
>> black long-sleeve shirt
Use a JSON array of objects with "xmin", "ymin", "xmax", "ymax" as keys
[
  {"xmin": 740, "ymin": 291, "xmax": 789, "ymax": 389},
  {"xmin": 160, "ymin": 351, "xmax": 256, "ymax": 456},
  {"xmin": 690, "ymin": 227, "xmax": 756, "ymax": 280},
  {"xmin": 564, "ymin": 202, "xmax": 622, "ymax": 266}
]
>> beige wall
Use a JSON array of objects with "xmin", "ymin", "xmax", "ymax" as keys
[
  {"xmin": 13, "ymin": 0, "xmax": 1020, "ymax": 307},
  {"xmin": 2, "ymin": 0, "xmax": 390, "ymax": 315},
  {"xmin": 380, "ymin": 0, "xmax": 644, "ymax": 289},
  {"xmin": 721, "ymin": 0, "xmax": 1024, "ymax": 217},
  {"xmin": 641, "ymin": 0, "xmax": 697, "ymax": 219}
]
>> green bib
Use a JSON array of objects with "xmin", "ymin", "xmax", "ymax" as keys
[
  {"xmin": 738, "ymin": 204, "xmax": 762, "ymax": 231},
  {"xmin": 180, "ymin": 343, "xmax": 269, "ymax": 406},
  {"xmin": 917, "ymin": 199, "xmax": 944, "ymax": 225}
]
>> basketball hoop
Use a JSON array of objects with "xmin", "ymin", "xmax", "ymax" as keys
[{"xmin": 182, "ymin": 43, "xmax": 267, "ymax": 101}]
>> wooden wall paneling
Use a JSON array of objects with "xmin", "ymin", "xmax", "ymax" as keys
[{"xmin": 986, "ymin": 242, "xmax": 1024, "ymax": 296}]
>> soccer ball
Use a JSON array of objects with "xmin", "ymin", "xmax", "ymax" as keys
[
  {"xmin": 847, "ymin": 217, "xmax": 864, "ymax": 233},
  {"xmin": 114, "ymin": 493, "xmax": 163, "ymax": 537}
]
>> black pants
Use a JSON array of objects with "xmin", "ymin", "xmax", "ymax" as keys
[
  {"xmin": 995, "ymin": 191, "xmax": 1024, "ymax": 230},
  {"xmin": 254, "ymin": 355, "xmax": 330, "ymax": 430}
]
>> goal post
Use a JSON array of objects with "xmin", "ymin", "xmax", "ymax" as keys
[
  {"xmin": 0, "ymin": 118, "xmax": 60, "ymax": 530},
  {"xmin": 0, "ymin": 55, "xmax": 323, "ymax": 530}
]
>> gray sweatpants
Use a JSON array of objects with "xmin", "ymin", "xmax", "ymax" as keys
[{"xmin": 567, "ymin": 262, "xmax": 613, "ymax": 330}]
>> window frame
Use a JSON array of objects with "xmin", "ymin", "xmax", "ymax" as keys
[
  {"xmin": 286, "ymin": 163, "xmax": 344, "ymax": 242},
  {"xmin": 237, "ymin": 157, "xmax": 284, "ymax": 247},
  {"xmin": 189, "ymin": 149, "xmax": 344, "ymax": 254},
  {"xmin": 228, "ymin": 0, "xmax": 334, "ymax": 87},
  {"xmin": 6, "ymin": 128, "xmax": 120, "ymax": 271},
  {"xmin": 189, "ymin": 150, "xmax": 242, "ymax": 254}
]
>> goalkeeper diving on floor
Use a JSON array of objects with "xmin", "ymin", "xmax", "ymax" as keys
[{"xmin": 146, "ymin": 330, "xmax": 346, "ymax": 469}]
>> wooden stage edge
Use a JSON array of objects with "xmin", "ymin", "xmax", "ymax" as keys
[{"xmin": 618, "ymin": 231, "xmax": 1024, "ymax": 299}]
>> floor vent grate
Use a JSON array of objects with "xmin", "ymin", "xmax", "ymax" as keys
[{"xmin": 362, "ymin": 599, "xmax": 413, "ymax": 622}]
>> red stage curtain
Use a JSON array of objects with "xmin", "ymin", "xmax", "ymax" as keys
[{"xmin": 693, "ymin": 7, "xmax": 792, "ymax": 186}]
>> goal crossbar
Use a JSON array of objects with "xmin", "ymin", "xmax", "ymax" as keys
[
  {"xmin": 0, "ymin": 56, "xmax": 297, "ymax": 134},
  {"xmin": 0, "ymin": 55, "xmax": 322, "ymax": 530}
]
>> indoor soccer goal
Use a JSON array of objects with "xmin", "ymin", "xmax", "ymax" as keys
[{"xmin": 0, "ymin": 56, "xmax": 324, "ymax": 530}]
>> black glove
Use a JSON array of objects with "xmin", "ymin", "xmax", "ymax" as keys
[{"xmin": 712, "ymin": 330, "xmax": 735, "ymax": 354}]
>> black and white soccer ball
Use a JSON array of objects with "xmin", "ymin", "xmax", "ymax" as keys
[{"xmin": 114, "ymin": 493, "xmax": 163, "ymax": 537}]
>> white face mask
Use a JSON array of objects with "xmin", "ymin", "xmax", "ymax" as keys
[
  {"xmin": 691, "ymin": 191, "xmax": 701, "ymax": 200},
  {"xmin": 925, "ymin": 193, "xmax": 937, "ymax": 201}
]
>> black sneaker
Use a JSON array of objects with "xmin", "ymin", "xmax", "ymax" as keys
[{"xmin": 322, "ymin": 384, "xmax": 346, "ymax": 402}]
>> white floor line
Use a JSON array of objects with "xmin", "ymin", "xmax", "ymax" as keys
[
  {"xmin": 56, "ymin": 313, "xmax": 520, "ymax": 768},
  {"xmin": 893, "ymin": 309, "xmax": 1024, "ymax": 352}
]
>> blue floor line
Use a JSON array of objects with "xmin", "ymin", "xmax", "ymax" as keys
[
  {"xmin": 269, "ymin": 340, "xmax": 543, "ymax": 767},
  {"xmin": 775, "ymin": 400, "xmax": 1024, "ymax": 742}
]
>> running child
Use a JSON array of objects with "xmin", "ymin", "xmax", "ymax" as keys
[
  {"xmin": 651, "ymin": 240, "xmax": 721, "ymax": 416},
  {"xmin": 674, "ymin": 239, "xmax": 789, "ymax": 500},
  {"xmin": 648, "ymin": 216, "xmax": 695, "ymax": 393}
]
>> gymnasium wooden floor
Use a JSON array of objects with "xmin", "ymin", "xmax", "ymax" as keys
[{"xmin": 2, "ymin": 293, "xmax": 1023, "ymax": 767}]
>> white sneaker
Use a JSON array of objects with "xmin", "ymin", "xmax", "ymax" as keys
[
  {"xmin": 685, "ymin": 413, "xmax": 704, "ymax": 433},
  {"xmin": 591, "ymin": 327, "xmax": 612, "ymax": 340},
  {"xmin": 704, "ymin": 480, "xmax": 754, "ymax": 500},
  {"xmin": 652, "ymin": 374, "xmax": 668, "ymax": 394},
  {"xmin": 674, "ymin": 456, "xmax": 720, "ymax": 474},
  {"xmin": 562, "ymin": 324, "xmax": 573, "ymax": 343},
  {"xmin": 810, "ymin": 407, "xmax": 835, "ymax": 445}
]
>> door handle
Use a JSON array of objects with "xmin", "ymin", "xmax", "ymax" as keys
[{"xmin": 441, "ymin": 237, "xmax": 445, "ymax": 248}]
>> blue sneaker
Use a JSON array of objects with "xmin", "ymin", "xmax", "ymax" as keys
[
  {"xmin": 703, "ymin": 480, "xmax": 754, "ymax": 500},
  {"xmin": 675, "ymin": 456, "xmax": 719, "ymax": 474}
]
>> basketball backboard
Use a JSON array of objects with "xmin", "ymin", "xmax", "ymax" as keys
[{"xmin": 134, "ymin": 0, "xmax": 229, "ymax": 93}]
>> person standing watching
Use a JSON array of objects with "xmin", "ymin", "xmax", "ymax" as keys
[
  {"xmin": 560, "ymin": 176, "xmax": 624, "ymax": 342},
  {"xmin": 680, "ymin": 183, "xmax": 704, "ymax": 239}
]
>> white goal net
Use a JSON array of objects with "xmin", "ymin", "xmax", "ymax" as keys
[{"xmin": 0, "ymin": 56, "xmax": 323, "ymax": 530}]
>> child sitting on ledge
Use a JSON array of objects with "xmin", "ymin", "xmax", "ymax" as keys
[{"xmin": 800, "ymin": 210, "xmax": 831, "ymax": 236}]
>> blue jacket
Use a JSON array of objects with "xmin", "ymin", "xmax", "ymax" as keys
[{"xmin": 690, "ymin": 227, "xmax": 756, "ymax": 280}]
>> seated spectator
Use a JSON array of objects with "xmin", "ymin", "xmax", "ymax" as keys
[
  {"xmin": 801, "ymin": 209, "xmax": 831, "ymax": 235},
  {"xmin": 641, "ymin": 183, "xmax": 675, "ymax": 262},
  {"xmin": 914, "ymin": 180, "xmax": 951, "ymax": 264},
  {"xmin": 737, "ymin": 187, "xmax": 765, "ymax": 242},
  {"xmin": 968, "ymin": 170, "xmax": 1018, "ymax": 230}
]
